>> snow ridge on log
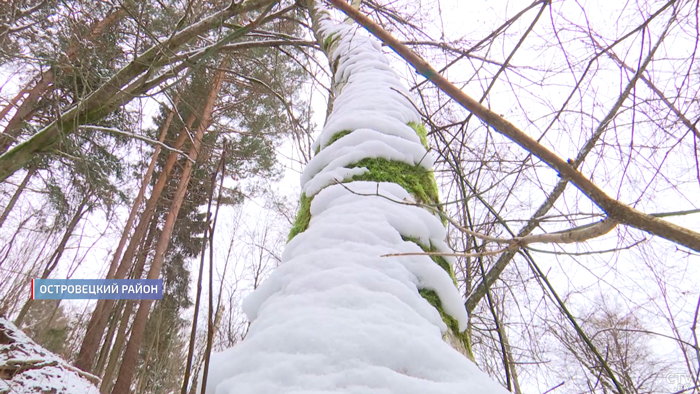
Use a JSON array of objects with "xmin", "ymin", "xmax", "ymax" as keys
[{"xmin": 0, "ymin": 317, "xmax": 100, "ymax": 394}]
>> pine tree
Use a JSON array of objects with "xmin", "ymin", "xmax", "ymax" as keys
[
  {"xmin": 0, "ymin": 0, "xmax": 277, "ymax": 181},
  {"xmin": 0, "ymin": 5, "xmax": 126, "ymax": 154}
]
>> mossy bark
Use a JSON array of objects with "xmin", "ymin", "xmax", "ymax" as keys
[
  {"xmin": 288, "ymin": 137, "xmax": 474, "ymax": 360},
  {"xmin": 287, "ymin": 193, "xmax": 312, "ymax": 242},
  {"xmin": 295, "ymin": 2, "xmax": 474, "ymax": 360}
]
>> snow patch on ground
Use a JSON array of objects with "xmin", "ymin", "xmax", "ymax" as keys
[{"xmin": 0, "ymin": 317, "xmax": 100, "ymax": 394}]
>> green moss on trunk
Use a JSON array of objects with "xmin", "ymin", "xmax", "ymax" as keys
[
  {"xmin": 402, "ymin": 235, "xmax": 471, "ymax": 359},
  {"xmin": 419, "ymin": 288, "xmax": 474, "ymax": 359},
  {"xmin": 322, "ymin": 33, "xmax": 339, "ymax": 52},
  {"xmin": 315, "ymin": 130, "xmax": 353, "ymax": 155},
  {"xmin": 289, "ymin": 119, "xmax": 472, "ymax": 357},
  {"xmin": 287, "ymin": 193, "xmax": 312, "ymax": 242},
  {"xmin": 348, "ymin": 158, "xmax": 440, "ymax": 205},
  {"xmin": 401, "ymin": 236, "xmax": 457, "ymax": 286},
  {"xmin": 407, "ymin": 122, "xmax": 429, "ymax": 150}
]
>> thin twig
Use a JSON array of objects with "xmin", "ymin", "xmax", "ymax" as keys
[
  {"xmin": 381, "ymin": 248, "xmax": 512, "ymax": 258},
  {"xmin": 79, "ymin": 125, "xmax": 194, "ymax": 162}
]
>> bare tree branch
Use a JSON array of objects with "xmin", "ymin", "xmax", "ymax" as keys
[{"xmin": 328, "ymin": 0, "xmax": 700, "ymax": 253}]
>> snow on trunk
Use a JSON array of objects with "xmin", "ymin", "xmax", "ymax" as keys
[
  {"xmin": 204, "ymin": 3, "xmax": 510, "ymax": 393},
  {"xmin": 0, "ymin": 317, "xmax": 100, "ymax": 394}
]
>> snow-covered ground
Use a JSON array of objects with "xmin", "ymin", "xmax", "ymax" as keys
[{"xmin": 0, "ymin": 317, "xmax": 99, "ymax": 394}]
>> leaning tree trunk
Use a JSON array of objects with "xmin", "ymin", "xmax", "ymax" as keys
[
  {"xmin": 0, "ymin": 163, "xmax": 37, "ymax": 229},
  {"xmin": 0, "ymin": 7, "xmax": 127, "ymax": 154},
  {"xmin": 0, "ymin": 0, "xmax": 273, "ymax": 182},
  {"xmin": 202, "ymin": 3, "xmax": 508, "ymax": 393}
]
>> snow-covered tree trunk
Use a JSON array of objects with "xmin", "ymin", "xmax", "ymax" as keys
[{"xmin": 204, "ymin": 3, "xmax": 509, "ymax": 393}]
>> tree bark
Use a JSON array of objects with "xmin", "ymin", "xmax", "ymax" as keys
[
  {"xmin": 0, "ymin": 164, "xmax": 37, "ymax": 229},
  {"xmin": 93, "ymin": 299, "xmax": 124, "ymax": 375},
  {"xmin": 75, "ymin": 110, "xmax": 194, "ymax": 373},
  {"xmin": 0, "ymin": 87, "xmax": 29, "ymax": 126},
  {"xmin": 110, "ymin": 56, "xmax": 228, "ymax": 394},
  {"xmin": 100, "ymin": 217, "xmax": 157, "ymax": 394},
  {"xmin": 0, "ymin": 71, "xmax": 54, "ymax": 154},
  {"xmin": 99, "ymin": 300, "xmax": 133, "ymax": 394}
]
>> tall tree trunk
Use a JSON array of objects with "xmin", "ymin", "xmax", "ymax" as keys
[
  {"xmin": 94, "ymin": 299, "xmax": 124, "ymax": 375},
  {"xmin": 202, "ymin": 4, "xmax": 508, "ymax": 393},
  {"xmin": 75, "ymin": 110, "xmax": 194, "ymax": 373},
  {"xmin": 0, "ymin": 164, "xmax": 37, "ymax": 229},
  {"xmin": 83, "ymin": 94, "xmax": 180, "ymax": 367},
  {"xmin": 99, "ymin": 300, "xmax": 133, "ymax": 394},
  {"xmin": 100, "ymin": 217, "xmax": 157, "ymax": 394},
  {"xmin": 0, "ymin": 72, "xmax": 53, "ymax": 153},
  {"xmin": 134, "ymin": 302, "xmax": 166, "ymax": 394},
  {"xmin": 111, "ymin": 56, "xmax": 229, "ymax": 394},
  {"xmin": 0, "ymin": 8, "xmax": 127, "ymax": 154},
  {"xmin": 182, "ymin": 145, "xmax": 226, "ymax": 394},
  {"xmin": 0, "ymin": 87, "xmax": 29, "ymax": 126},
  {"xmin": 105, "ymin": 94, "xmax": 179, "ymax": 281},
  {"xmin": 14, "ymin": 194, "xmax": 91, "ymax": 327}
]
